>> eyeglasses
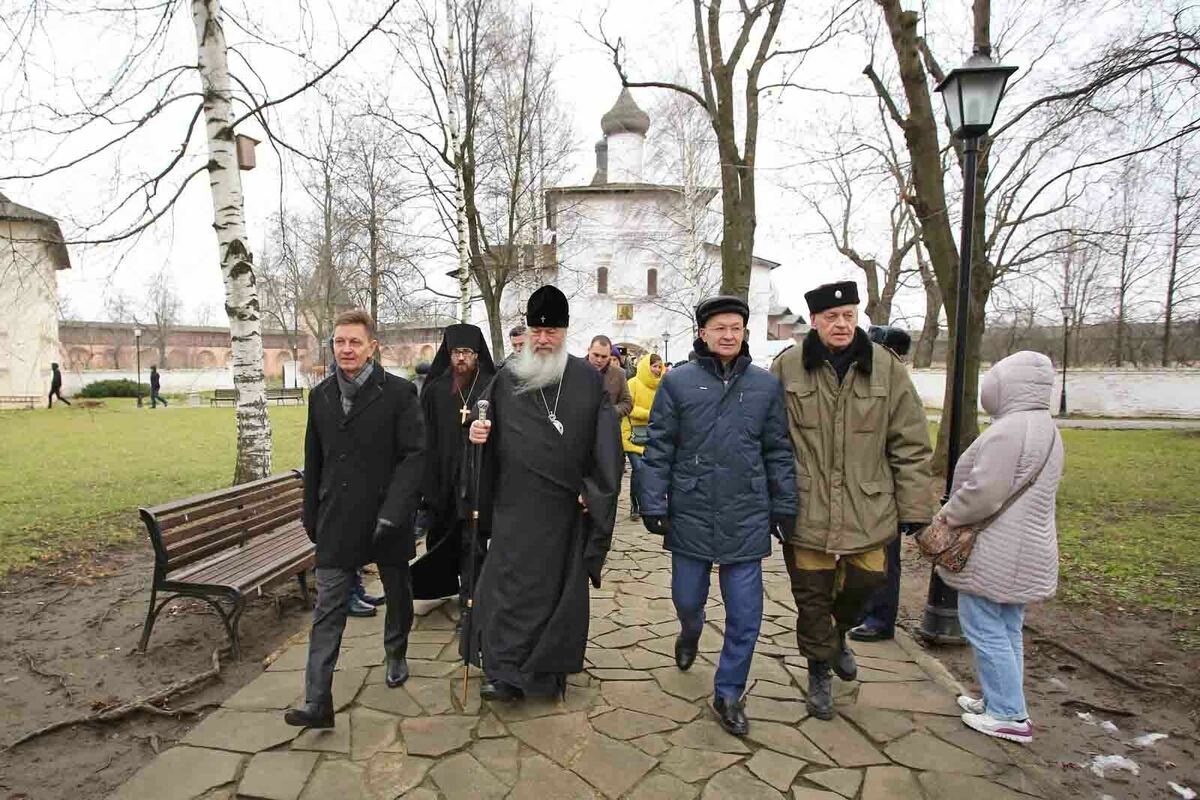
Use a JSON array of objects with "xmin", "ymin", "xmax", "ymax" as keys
[{"xmin": 450, "ymin": 348, "xmax": 476, "ymax": 358}]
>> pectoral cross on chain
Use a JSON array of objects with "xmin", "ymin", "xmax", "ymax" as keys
[{"xmin": 460, "ymin": 405, "xmax": 471, "ymax": 424}]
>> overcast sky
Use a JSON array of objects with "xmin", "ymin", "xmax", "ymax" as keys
[{"xmin": 1, "ymin": 0, "xmax": 1144, "ymax": 329}]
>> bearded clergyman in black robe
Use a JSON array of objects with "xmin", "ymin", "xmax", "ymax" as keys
[
  {"xmin": 411, "ymin": 323, "xmax": 496, "ymax": 618},
  {"xmin": 465, "ymin": 285, "xmax": 623, "ymax": 701}
]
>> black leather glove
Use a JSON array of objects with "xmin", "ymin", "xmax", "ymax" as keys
[
  {"xmin": 771, "ymin": 515, "xmax": 796, "ymax": 543},
  {"xmin": 304, "ymin": 524, "xmax": 316, "ymax": 544},
  {"xmin": 373, "ymin": 518, "xmax": 397, "ymax": 546},
  {"xmin": 586, "ymin": 556, "xmax": 604, "ymax": 590},
  {"xmin": 899, "ymin": 522, "xmax": 927, "ymax": 537},
  {"xmin": 642, "ymin": 515, "xmax": 668, "ymax": 536}
]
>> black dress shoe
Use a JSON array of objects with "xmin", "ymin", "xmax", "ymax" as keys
[
  {"xmin": 348, "ymin": 596, "xmax": 378, "ymax": 617},
  {"xmin": 806, "ymin": 660, "xmax": 835, "ymax": 720},
  {"xmin": 358, "ymin": 591, "xmax": 386, "ymax": 607},
  {"xmin": 284, "ymin": 701, "xmax": 334, "ymax": 728},
  {"xmin": 674, "ymin": 636, "xmax": 699, "ymax": 672},
  {"xmin": 848, "ymin": 622, "xmax": 894, "ymax": 642},
  {"xmin": 712, "ymin": 696, "xmax": 749, "ymax": 737},
  {"xmin": 832, "ymin": 635, "xmax": 858, "ymax": 682},
  {"xmin": 386, "ymin": 656, "xmax": 409, "ymax": 687},
  {"xmin": 480, "ymin": 680, "xmax": 524, "ymax": 702}
]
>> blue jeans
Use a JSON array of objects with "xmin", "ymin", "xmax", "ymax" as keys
[
  {"xmin": 671, "ymin": 552, "xmax": 763, "ymax": 703},
  {"xmin": 958, "ymin": 591, "xmax": 1028, "ymax": 721},
  {"xmin": 626, "ymin": 452, "xmax": 643, "ymax": 514}
]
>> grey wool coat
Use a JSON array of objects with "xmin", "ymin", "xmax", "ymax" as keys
[{"xmin": 937, "ymin": 351, "xmax": 1065, "ymax": 604}]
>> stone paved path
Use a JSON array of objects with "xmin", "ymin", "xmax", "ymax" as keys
[{"xmin": 112, "ymin": 517, "xmax": 1057, "ymax": 800}]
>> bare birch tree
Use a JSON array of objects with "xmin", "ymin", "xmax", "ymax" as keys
[
  {"xmin": 1162, "ymin": 140, "xmax": 1200, "ymax": 364},
  {"xmin": 1, "ymin": 0, "xmax": 402, "ymax": 482}
]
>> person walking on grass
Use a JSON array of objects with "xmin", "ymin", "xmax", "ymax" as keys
[
  {"xmin": 48, "ymin": 362, "xmax": 70, "ymax": 407},
  {"xmin": 639, "ymin": 296, "xmax": 797, "ymax": 737},
  {"xmin": 284, "ymin": 309, "xmax": 425, "ymax": 730},
  {"xmin": 620, "ymin": 353, "xmax": 663, "ymax": 521},
  {"xmin": 149, "ymin": 366, "xmax": 168, "ymax": 408},
  {"xmin": 940, "ymin": 351, "xmax": 1064, "ymax": 744}
]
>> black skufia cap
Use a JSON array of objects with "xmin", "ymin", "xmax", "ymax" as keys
[
  {"xmin": 695, "ymin": 295, "xmax": 750, "ymax": 327},
  {"xmin": 526, "ymin": 285, "xmax": 569, "ymax": 327},
  {"xmin": 805, "ymin": 281, "xmax": 860, "ymax": 315}
]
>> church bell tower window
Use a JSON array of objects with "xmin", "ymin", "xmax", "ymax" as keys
[
  {"xmin": 647, "ymin": 268, "xmax": 658, "ymax": 297},
  {"xmin": 597, "ymin": 266, "xmax": 609, "ymax": 295}
]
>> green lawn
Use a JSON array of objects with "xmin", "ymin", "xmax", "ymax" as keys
[
  {"xmin": 1, "ymin": 405, "xmax": 1197, "ymax": 638},
  {"xmin": 1054, "ymin": 429, "xmax": 1200, "ymax": 622},
  {"xmin": 0, "ymin": 402, "xmax": 306, "ymax": 574}
]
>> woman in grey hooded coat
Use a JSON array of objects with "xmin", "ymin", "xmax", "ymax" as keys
[{"xmin": 938, "ymin": 351, "xmax": 1064, "ymax": 744}]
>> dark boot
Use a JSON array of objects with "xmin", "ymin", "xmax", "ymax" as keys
[
  {"xmin": 806, "ymin": 660, "xmax": 835, "ymax": 721},
  {"xmin": 674, "ymin": 636, "xmax": 699, "ymax": 672},
  {"xmin": 386, "ymin": 656, "xmax": 409, "ymax": 688},
  {"xmin": 832, "ymin": 633, "xmax": 858, "ymax": 682},
  {"xmin": 480, "ymin": 680, "xmax": 524, "ymax": 702},
  {"xmin": 284, "ymin": 701, "xmax": 334, "ymax": 728},
  {"xmin": 712, "ymin": 696, "xmax": 749, "ymax": 737}
]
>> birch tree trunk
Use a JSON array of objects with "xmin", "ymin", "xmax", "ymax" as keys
[
  {"xmin": 446, "ymin": 0, "xmax": 470, "ymax": 322},
  {"xmin": 192, "ymin": 0, "xmax": 272, "ymax": 484}
]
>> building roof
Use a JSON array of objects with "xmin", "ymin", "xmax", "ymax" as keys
[
  {"xmin": 601, "ymin": 88, "xmax": 651, "ymax": 137},
  {"xmin": 701, "ymin": 241, "xmax": 781, "ymax": 271},
  {"xmin": 0, "ymin": 191, "xmax": 71, "ymax": 270},
  {"xmin": 547, "ymin": 182, "xmax": 719, "ymax": 203}
]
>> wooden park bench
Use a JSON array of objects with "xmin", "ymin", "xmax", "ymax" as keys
[
  {"xmin": 137, "ymin": 470, "xmax": 314, "ymax": 657},
  {"xmin": 209, "ymin": 388, "xmax": 237, "ymax": 407},
  {"xmin": 266, "ymin": 387, "xmax": 304, "ymax": 405},
  {"xmin": 0, "ymin": 395, "xmax": 38, "ymax": 409}
]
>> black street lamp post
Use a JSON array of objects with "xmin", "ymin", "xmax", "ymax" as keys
[
  {"xmin": 1059, "ymin": 304, "xmax": 1071, "ymax": 417},
  {"xmin": 662, "ymin": 331, "xmax": 671, "ymax": 363},
  {"xmin": 134, "ymin": 327, "xmax": 144, "ymax": 408},
  {"xmin": 919, "ymin": 53, "xmax": 1018, "ymax": 645}
]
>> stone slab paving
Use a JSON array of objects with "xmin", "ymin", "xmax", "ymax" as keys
[{"xmin": 112, "ymin": 513, "xmax": 1056, "ymax": 799}]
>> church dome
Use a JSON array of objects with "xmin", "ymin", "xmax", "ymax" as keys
[{"xmin": 601, "ymin": 88, "xmax": 650, "ymax": 137}]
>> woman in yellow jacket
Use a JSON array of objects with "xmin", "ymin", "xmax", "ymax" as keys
[{"xmin": 621, "ymin": 352, "xmax": 664, "ymax": 520}]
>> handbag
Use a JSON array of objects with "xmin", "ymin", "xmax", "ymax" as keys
[
  {"xmin": 916, "ymin": 428, "xmax": 1057, "ymax": 572},
  {"xmin": 630, "ymin": 423, "xmax": 650, "ymax": 446}
]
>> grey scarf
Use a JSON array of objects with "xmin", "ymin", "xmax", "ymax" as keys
[{"xmin": 336, "ymin": 361, "xmax": 374, "ymax": 415}]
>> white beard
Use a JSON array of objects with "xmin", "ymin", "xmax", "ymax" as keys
[{"xmin": 510, "ymin": 340, "xmax": 569, "ymax": 394}]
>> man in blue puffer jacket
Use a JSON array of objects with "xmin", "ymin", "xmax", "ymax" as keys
[{"xmin": 639, "ymin": 295, "xmax": 798, "ymax": 737}]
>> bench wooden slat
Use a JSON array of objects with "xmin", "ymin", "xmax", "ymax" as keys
[
  {"xmin": 145, "ymin": 472, "xmax": 301, "ymax": 519},
  {"xmin": 170, "ymin": 523, "xmax": 308, "ymax": 586},
  {"xmin": 156, "ymin": 480, "xmax": 303, "ymax": 533},
  {"xmin": 164, "ymin": 504, "xmax": 303, "ymax": 573},
  {"xmin": 159, "ymin": 484, "xmax": 303, "ymax": 543}
]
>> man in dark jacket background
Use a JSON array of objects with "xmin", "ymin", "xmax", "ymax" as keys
[
  {"xmin": 638, "ymin": 296, "xmax": 798, "ymax": 737},
  {"xmin": 284, "ymin": 309, "xmax": 425, "ymax": 729},
  {"xmin": 149, "ymin": 366, "xmax": 168, "ymax": 408},
  {"xmin": 48, "ymin": 362, "xmax": 70, "ymax": 407}
]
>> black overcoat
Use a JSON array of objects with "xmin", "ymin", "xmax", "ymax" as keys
[{"xmin": 302, "ymin": 367, "xmax": 426, "ymax": 568}]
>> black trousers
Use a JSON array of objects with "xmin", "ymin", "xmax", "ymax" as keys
[
  {"xmin": 48, "ymin": 388, "xmax": 70, "ymax": 407},
  {"xmin": 304, "ymin": 563, "xmax": 412, "ymax": 705},
  {"xmin": 151, "ymin": 390, "xmax": 168, "ymax": 408},
  {"xmin": 861, "ymin": 535, "xmax": 902, "ymax": 632}
]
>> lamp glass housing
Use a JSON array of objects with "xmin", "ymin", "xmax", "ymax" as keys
[{"xmin": 935, "ymin": 56, "xmax": 1018, "ymax": 140}]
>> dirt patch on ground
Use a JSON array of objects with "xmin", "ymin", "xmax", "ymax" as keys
[
  {"xmin": 897, "ymin": 543, "xmax": 1200, "ymax": 799},
  {"xmin": 0, "ymin": 545, "xmax": 310, "ymax": 800}
]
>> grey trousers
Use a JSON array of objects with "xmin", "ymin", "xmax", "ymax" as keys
[{"xmin": 304, "ymin": 563, "xmax": 413, "ymax": 705}]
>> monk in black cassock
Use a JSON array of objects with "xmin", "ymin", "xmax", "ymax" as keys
[
  {"xmin": 411, "ymin": 324, "xmax": 495, "ymax": 618},
  {"xmin": 466, "ymin": 285, "xmax": 623, "ymax": 700}
]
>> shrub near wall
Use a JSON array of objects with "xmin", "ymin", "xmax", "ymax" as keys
[{"xmin": 77, "ymin": 379, "xmax": 151, "ymax": 398}]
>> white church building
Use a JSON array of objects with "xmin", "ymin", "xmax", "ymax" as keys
[
  {"xmin": 498, "ymin": 89, "xmax": 780, "ymax": 364},
  {"xmin": 0, "ymin": 192, "xmax": 69, "ymax": 402}
]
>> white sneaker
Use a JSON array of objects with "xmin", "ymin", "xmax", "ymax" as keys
[
  {"xmin": 957, "ymin": 695, "xmax": 985, "ymax": 714},
  {"xmin": 961, "ymin": 711, "xmax": 1033, "ymax": 744}
]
